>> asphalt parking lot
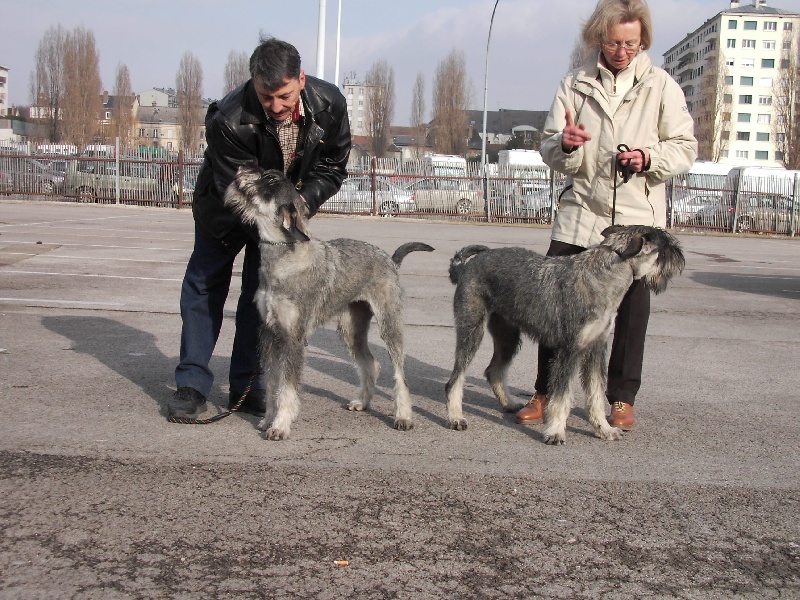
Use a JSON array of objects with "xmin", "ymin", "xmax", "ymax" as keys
[{"xmin": 1, "ymin": 198, "xmax": 798, "ymax": 599}]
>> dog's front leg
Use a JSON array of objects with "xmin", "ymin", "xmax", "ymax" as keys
[
  {"xmin": 542, "ymin": 349, "xmax": 578, "ymax": 445},
  {"xmin": 581, "ymin": 341, "xmax": 622, "ymax": 441},
  {"xmin": 259, "ymin": 325, "xmax": 303, "ymax": 441}
]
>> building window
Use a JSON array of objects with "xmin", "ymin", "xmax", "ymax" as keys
[
  {"xmin": 742, "ymin": 39, "xmax": 756, "ymax": 49},
  {"xmin": 761, "ymin": 59, "xmax": 775, "ymax": 69},
  {"xmin": 139, "ymin": 128, "xmax": 145, "ymax": 137},
  {"xmin": 736, "ymin": 131, "xmax": 750, "ymax": 141},
  {"xmin": 755, "ymin": 150, "xmax": 769, "ymax": 160},
  {"xmin": 759, "ymin": 96, "xmax": 772, "ymax": 105},
  {"xmin": 764, "ymin": 21, "xmax": 777, "ymax": 31},
  {"xmin": 727, "ymin": 39, "xmax": 736, "ymax": 48},
  {"xmin": 785, "ymin": 41, "xmax": 793, "ymax": 50},
  {"xmin": 763, "ymin": 40, "xmax": 776, "ymax": 50},
  {"xmin": 757, "ymin": 114, "xmax": 771, "ymax": 124},
  {"xmin": 759, "ymin": 77, "xmax": 773, "ymax": 87},
  {"xmin": 722, "ymin": 112, "xmax": 731, "ymax": 121},
  {"xmin": 740, "ymin": 76, "xmax": 753, "ymax": 86},
  {"xmin": 741, "ymin": 58, "xmax": 755, "ymax": 68},
  {"xmin": 785, "ymin": 22, "xmax": 793, "ymax": 31},
  {"xmin": 721, "ymin": 150, "xmax": 729, "ymax": 158},
  {"xmin": 724, "ymin": 94, "xmax": 733, "ymax": 104},
  {"xmin": 739, "ymin": 95, "xmax": 753, "ymax": 104},
  {"xmin": 105, "ymin": 111, "xmax": 110, "ymax": 119},
  {"xmin": 725, "ymin": 75, "xmax": 734, "ymax": 85},
  {"xmin": 744, "ymin": 21, "xmax": 757, "ymax": 30},
  {"xmin": 776, "ymin": 151, "xmax": 784, "ymax": 162},
  {"xmin": 726, "ymin": 58, "xmax": 735, "ymax": 67},
  {"xmin": 738, "ymin": 113, "xmax": 751, "ymax": 122},
  {"xmin": 735, "ymin": 150, "xmax": 749, "ymax": 159},
  {"xmin": 756, "ymin": 132, "xmax": 770, "ymax": 141},
  {"xmin": 721, "ymin": 131, "xmax": 730, "ymax": 140},
  {"xmin": 728, "ymin": 19, "xmax": 737, "ymax": 29},
  {"xmin": 153, "ymin": 129, "xmax": 158, "ymax": 138}
]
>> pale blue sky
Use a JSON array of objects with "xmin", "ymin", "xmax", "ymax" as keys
[{"xmin": 2, "ymin": 0, "xmax": 799, "ymax": 125}]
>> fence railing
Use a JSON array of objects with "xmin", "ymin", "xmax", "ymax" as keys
[{"xmin": 1, "ymin": 151, "xmax": 798, "ymax": 237}]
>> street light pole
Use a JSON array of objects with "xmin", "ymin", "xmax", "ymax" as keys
[
  {"xmin": 481, "ymin": 0, "xmax": 499, "ymax": 171},
  {"xmin": 316, "ymin": 0, "xmax": 327, "ymax": 80},
  {"xmin": 334, "ymin": 0, "xmax": 342, "ymax": 87},
  {"xmin": 481, "ymin": 0, "xmax": 499, "ymax": 219}
]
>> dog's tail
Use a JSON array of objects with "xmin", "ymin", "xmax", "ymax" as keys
[
  {"xmin": 449, "ymin": 245, "xmax": 490, "ymax": 284},
  {"xmin": 392, "ymin": 242, "xmax": 434, "ymax": 266}
]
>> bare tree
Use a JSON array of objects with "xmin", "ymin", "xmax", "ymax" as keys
[
  {"xmin": 773, "ymin": 29, "xmax": 800, "ymax": 169},
  {"xmin": 111, "ymin": 62, "xmax": 135, "ymax": 147},
  {"xmin": 567, "ymin": 35, "xmax": 590, "ymax": 72},
  {"xmin": 223, "ymin": 50, "xmax": 250, "ymax": 96},
  {"xmin": 431, "ymin": 49, "xmax": 471, "ymax": 155},
  {"xmin": 176, "ymin": 52, "xmax": 204, "ymax": 152},
  {"xmin": 61, "ymin": 26, "xmax": 103, "ymax": 149},
  {"xmin": 29, "ymin": 24, "xmax": 66, "ymax": 142},
  {"xmin": 695, "ymin": 55, "xmax": 731, "ymax": 162},
  {"xmin": 364, "ymin": 60, "xmax": 395, "ymax": 158},
  {"xmin": 410, "ymin": 73, "xmax": 426, "ymax": 159}
]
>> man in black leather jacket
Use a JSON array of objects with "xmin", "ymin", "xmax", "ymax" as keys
[{"xmin": 170, "ymin": 37, "xmax": 351, "ymax": 419}]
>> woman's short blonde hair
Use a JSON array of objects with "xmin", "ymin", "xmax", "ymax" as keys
[{"xmin": 581, "ymin": 0, "xmax": 653, "ymax": 51}]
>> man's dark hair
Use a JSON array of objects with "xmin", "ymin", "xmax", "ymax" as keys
[{"xmin": 249, "ymin": 36, "xmax": 302, "ymax": 91}]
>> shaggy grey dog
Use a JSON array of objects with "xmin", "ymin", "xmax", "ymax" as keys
[
  {"xmin": 445, "ymin": 225, "xmax": 685, "ymax": 445},
  {"xmin": 224, "ymin": 165, "xmax": 433, "ymax": 440}
]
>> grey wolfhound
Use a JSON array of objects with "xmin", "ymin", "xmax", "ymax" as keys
[
  {"xmin": 445, "ymin": 225, "xmax": 684, "ymax": 445},
  {"xmin": 224, "ymin": 165, "xmax": 433, "ymax": 440}
]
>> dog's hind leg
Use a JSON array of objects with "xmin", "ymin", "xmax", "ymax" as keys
[
  {"xmin": 445, "ymin": 298, "xmax": 487, "ymax": 430},
  {"xmin": 374, "ymin": 304, "xmax": 414, "ymax": 432},
  {"xmin": 581, "ymin": 341, "xmax": 622, "ymax": 441},
  {"xmin": 542, "ymin": 348, "xmax": 580, "ymax": 445},
  {"xmin": 339, "ymin": 301, "xmax": 380, "ymax": 413},
  {"xmin": 484, "ymin": 313, "xmax": 525, "ymax": 413}
]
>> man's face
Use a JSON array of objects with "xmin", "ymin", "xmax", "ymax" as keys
[{"xmin": 254, "ymin": 71, "xmax": 306, "ymax": 121}]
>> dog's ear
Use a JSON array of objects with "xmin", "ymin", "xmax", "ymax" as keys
[
  {"xmin": 279, "ymin": 194, "xmax": 311, "ymax": 242},
  {"xmin": 615, "ymin": 233, "xmax": 645, "ymax": 260}
]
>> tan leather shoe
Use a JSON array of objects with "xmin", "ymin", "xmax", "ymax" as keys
[
  {"xmin": 516, "ymin": 393, "xmax": 548, "ymax": 424},
  {"xmin": 608, "ymin": 401, "xmax": 634, "ymax": 430}
]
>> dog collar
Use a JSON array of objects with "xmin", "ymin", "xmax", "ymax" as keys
[{"xmin": 261, "ymin": 240, "xmax": 296, "ymax": 246}]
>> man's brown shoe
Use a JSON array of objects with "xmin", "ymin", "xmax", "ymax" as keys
[
  {"xmin": 516, "ymin": 393, "xmax": 548, "ymax": 424},
  {"xmin": 608, "ymin": 401, "xmax": 634, "ymax": 430}
]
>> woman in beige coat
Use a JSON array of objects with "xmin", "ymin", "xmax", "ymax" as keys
[{"xmin": 516, "ymin": 0, "xmax": 697, "ymax": 430}]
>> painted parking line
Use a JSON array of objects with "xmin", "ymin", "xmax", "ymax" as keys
[
  {"xmin": 1, "ymin": 270, "xmax": 182, "ymax": 282},
  {"xmin": 0, "ymin": 297, "xmax": 125, "ymax": 306}
]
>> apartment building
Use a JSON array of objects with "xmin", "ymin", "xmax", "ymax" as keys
[
  {"xmin": 341, "ymin": 78, "xmax": 377, "ymax": 137},
  {"xmin": 663, "ymin": 0, "xmax": 800, "ymax": 167}
]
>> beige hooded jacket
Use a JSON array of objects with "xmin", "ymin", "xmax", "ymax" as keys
[{"xmin": 540, "ymin": 51, "xmax": 697, "ymax": 248}]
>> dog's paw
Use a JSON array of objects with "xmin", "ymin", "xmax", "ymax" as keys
[
  {"xmin": 543, "ymin": 429, "xmax": 566, "ymax": 445},
  {"xmin": 265, "ymin": 427, "xmax": 289, "ymax": 441},
  {"xmin": 393, "ymin": 418, "xmax": 414, "ymax": 431},
  {"xmin": 347, "ymin": 400, "xmax": 365, "ymax": 412},
  {"xmin": 448, "ymin": 419, "xmax": 468, "ymax": 431},
  {"xmin": 599, "ymin": 426, "xmax": 623, "ymax": 441},
  {"xmin": 257, "ymin": 418, "xmax": 270, "ymax": 431}
]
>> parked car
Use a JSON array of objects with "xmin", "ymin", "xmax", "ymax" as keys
[
  {"xmin": 172, "ymin": 164, "xmax": 201, "ymax": 204},
  {"xmin": 1, "ymin": 157, "xmax": 64, "ymax": 194},
  {"xmin": 488, "ymin": 180, "xmax": 553, "ymax": 221},
  {"xmin": 64, "ymin": 159, "xmax": 161, "ymax": 202},
  {"xmin": 0, "ymin": 169, "xmax": 13, "ymax": 191},
  {"xmin": 403, "ymin": 177, "xmax": 484, "ymax": 214},
  {"xmin": 323, "ymin": 176, "xmax": 417, "ymax": 216},
  {"xmin": 673, "ymin": 193, "xmax": 724, "ymax": 223},
  {"xmin": 693, "ymin": 199, "xmax": 736, "ymax": 229},
  {"xmin": 734, "ymin": 194, "xmax": 798, "ymax": 234}
]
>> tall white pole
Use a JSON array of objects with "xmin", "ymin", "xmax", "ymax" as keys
[
  {"xmin": 481, "ymin": 0, "xmax": 499, "ymax": 171},
  {"xmin": 316, "ymin": 0, "xmax": 327, "ymax": 80},
  {"xmin": 334, "ymin": 0, "xmax": 342, "ymax": 87}
]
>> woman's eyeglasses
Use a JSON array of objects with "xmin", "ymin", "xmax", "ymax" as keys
[{"xmin": 602, "ymin": 40, "xmax": 640, "ymax": 53}]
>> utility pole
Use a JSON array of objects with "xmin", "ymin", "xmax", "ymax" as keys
[{"xmin": 334, "ymin": 0, "xmax": 342, "ymax": 87}]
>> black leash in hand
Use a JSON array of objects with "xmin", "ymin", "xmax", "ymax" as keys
[
  {"xmin": 611, "ymin": 143, "xmax": 646, "ymax": 225},
  {"xmin": 168, "ymin": 371, "xmax": 258, "ymax": 425}
]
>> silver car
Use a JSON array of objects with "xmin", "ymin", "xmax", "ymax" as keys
[
  {"xmin": 323, "ymin": 176, "xmax": 417, "ymax": 216},
  {"xmin": 403, "ymin": 177, "xmax": 485, "ymax": 215}
]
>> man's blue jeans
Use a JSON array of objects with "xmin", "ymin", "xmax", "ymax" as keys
[{"xmin": 175, "ymin": 226, "xmax": 264, "ymax": 398}]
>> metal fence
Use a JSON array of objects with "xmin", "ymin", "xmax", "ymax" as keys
[{"xmin": 2, "ymin": 150, "xmax": 798, "ymax": 237}]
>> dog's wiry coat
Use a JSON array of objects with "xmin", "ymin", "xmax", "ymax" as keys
[
  {"xmin": 445, "ymin": 225, "xmax": 684, "ymax": 444},
  {"xmin": 224, "ymin": 165, "xmax": 433, "ymax": 440}
]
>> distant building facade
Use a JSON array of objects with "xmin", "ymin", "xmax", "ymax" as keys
[
  {"xmin": 663, "ymin": 0, "xmax": 800, "ymax": 167},
  {"xmin": 0, "ymin": 64, "xmax": 8, "ymax": 117}
]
